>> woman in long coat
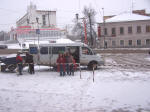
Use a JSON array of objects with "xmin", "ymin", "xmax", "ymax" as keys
[{"xmin": 57, "ymin": 53, "xmax": 66, "ymax": 76}]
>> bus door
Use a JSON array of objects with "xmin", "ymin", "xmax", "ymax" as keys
[
  {"xmin": 51, "ymin": 46, "xmax": 65, "ymax": 65},
  {"xmin": 39, "ymin": 46, "xmax": 50, "ymax": 65},
  {"xmin": 49, "ymin": 46, "xmax": 52, "ymax": 66}
]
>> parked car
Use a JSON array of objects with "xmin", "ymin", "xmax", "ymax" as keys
[{"xmin": 0, "ymin": 53, "xmax": 26, "ymax": 72}]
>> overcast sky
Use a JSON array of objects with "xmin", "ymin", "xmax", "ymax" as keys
[{"xmin": 0, "ymin": 0, "xmax": 150, "ymax": 31}]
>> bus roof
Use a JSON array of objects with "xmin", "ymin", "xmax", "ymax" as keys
[{"xmin": 29, "ymin": 38, "xmax": 88, "ymax": 47}]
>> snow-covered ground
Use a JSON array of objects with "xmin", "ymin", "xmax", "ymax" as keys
[{"xmin": 0, "ymin": 54, "xmax": 150, "ymax": 112}]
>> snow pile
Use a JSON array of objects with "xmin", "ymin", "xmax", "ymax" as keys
[{"xmin": 106, "ymin": 12, "xmax": 150, "ymax": 23}]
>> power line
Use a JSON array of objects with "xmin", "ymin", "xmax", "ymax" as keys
[{"xmin": 0, "ymin": 7, "xmax": 22, "ymax": 14}]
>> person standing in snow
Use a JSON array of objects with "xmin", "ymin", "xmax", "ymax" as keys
[
  {"xmin": 29, "ymin": 54, "xmax": 35, "ymax": 74},
  {"xmin": 25, "ymin": 52, "xmax": 34, "ymax": 74},
  {"xmin": 57, "ymin": 53, "xmax": 65, "ymax": 76},
  {"xmin": 16, "ymin": 53, "xmax": 23, "ymax": 75},
  {"xmin": 65, "ymin": 52, "xmax": 70, "ymax": 75}
]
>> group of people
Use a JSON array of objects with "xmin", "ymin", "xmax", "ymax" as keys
[
  {"xmin": 16, "ymin": 51, "xmax": 77, "ymax": 76},
  {"xmin": 16, "ymin": 52, "xmax": 34, "ymax": 75},
  {"xmin": 57, "ymin": 52, "xmax": 77, "ymax": 76}
]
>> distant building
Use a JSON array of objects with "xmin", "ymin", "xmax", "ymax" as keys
[
  {"xmin": 98, "ymin": 12, "xmax": 150, "ymax": 48},
  {"xmin": 132, "ymin": 9, "xmax": 150, "ymax": 17},
  {"xmin": 10, "ymin": 3, "xmax": 63, "ymax": 43},
  {"xmin": 16, "ymin": 3, "xmax": 56, "ymax": 28}
]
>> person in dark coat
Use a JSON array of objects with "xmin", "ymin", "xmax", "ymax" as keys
[
  {"xmin": 16, "ymin": 53, "xmax": 23, "ymax": 75},
  {"xmin": 25, "ymin": 52, "xmax": 34, "ymax": 74},
  {"xmin": 65, "ymin": 52, "xmax": 70, "ymax": 75},
  {"xmin": 69, "ymin": 55, "xmax": 77, "ymax": 76}
]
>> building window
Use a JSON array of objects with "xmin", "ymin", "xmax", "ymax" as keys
[
  {"xmin": 128, "ymin": 40, "xmax": 132, "ymax": 46},
  {"xmin": 137, "ymin": 40, "xmax": 141, "ymax": 46},
  {"xmin": 128, "ymin": 26, "xmax": 132, "ymax": 34},
  {"xmin": 146, "ymin": 25, "xmax": 150, "ymax": 33},
  {"xmin": 42, "ymin": 15, "xmax": 46, "ymax": 26},
  {"xmin": 120, "ymin": 40, "xmax": 124, "ymax": 46},
  {"xmin": 146, "ymin": 39, "xmax": 150, "ymax": 45},
  {"xmin": 112, "ymin": 41, "xmax": 116, "ymax": 47},
  {"xmin": 112, "ymin": 28, "xmax": 116, "ymax": 36},
  {"xmin": 104, "ymin": 28, "xmax": 107, "ymax": 35},
  {"xmin": 137, "ymin": 26, "xmax": 141, "ymax": 33},
  {"xmin": 120, "ymin": 27, "xmax": 124, "ymax": 35}
]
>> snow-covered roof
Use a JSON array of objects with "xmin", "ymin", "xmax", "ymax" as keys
[
  {"xmin": 105, "ymin": 12, "xmax": 150, "ymax": 23},
  {"xmin": 56, "ymin": 38, "xmax": 75, "ymax": 44}
]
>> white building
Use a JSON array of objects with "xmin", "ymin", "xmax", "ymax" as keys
[
  {"xmin": 10, "ymin": 3, "xmax": 63, "ymax": 43},
  {"xmin": 16, "ymin": 3, "xmax": 56, "ymax": 28},
  {"xmin": 98, "ymin": 12, "xmax": 150, "ymax": 48}
]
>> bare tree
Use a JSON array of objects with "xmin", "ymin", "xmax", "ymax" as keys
[
  {"xmin": 72, "ymin": 6, "xmax": 97, "ymax": 47},
  {"xmin": 83, "ymin": 6, "xmax": 97, "ymax": 47}
]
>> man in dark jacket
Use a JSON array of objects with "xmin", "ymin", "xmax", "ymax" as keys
[{"xmin": 25, "ymin": 52, "xmax": 34, "ymax": 74}]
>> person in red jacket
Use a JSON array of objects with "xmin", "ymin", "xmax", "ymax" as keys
[
  {"xmin": 16, "ymin": 53, "xmax": 23, "ymax": 75},
  {"xmin": 57, "ymin": 53, "xmax": 66, "ymax": 76}
]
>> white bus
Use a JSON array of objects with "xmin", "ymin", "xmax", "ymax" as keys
[{"xmin": 29, "ymin": 39, "xmax": 104, "ymax": 69}]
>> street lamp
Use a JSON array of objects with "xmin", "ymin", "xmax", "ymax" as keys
[
  {"xmin": 36, "ymin": 17, "xmax": 40, "ymax": 47},
  {"xmin": 102, "ymin": 8, "xmax": 106, "ymax": 49}
]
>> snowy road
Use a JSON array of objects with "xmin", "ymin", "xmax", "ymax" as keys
[
  {"xmin": 103, "ymin": 53, "xmax": 150, "ymax": 70},
  {"xmin": 0, "ymin": 53, "xmax": 150, "ymax": 112}
]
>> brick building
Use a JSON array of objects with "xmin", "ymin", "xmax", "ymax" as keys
[{"xmin": 98, "ymin": 12, "xmax": 150, "ymax": 48}]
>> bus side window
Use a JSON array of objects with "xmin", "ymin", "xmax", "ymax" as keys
[
  {"xmin": 29, "ymin": 47, "xmax": 38, "ymax": 54},
  {"xmin": 40, "ymin": 47, "xmax": 48, "ymax": 54},
  {"xmin": 82, "ymin": 47, "xmax": 93, "ymax": 55},
  {"xmin": 52, "ymin": 47, "xmax": 65, "ymax": 54}
]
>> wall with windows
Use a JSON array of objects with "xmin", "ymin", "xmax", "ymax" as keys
[{"xmin": 99, "ymin": 20, "xmax": 150, "ymax": 48}]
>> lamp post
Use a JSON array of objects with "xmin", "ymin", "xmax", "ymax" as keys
[
  {"xmin": 102, "ymin": 8, "xmax": 106, "ymax": 49},
  {"xmin": 36, "ymin": 17, "xmax": 40, "ymax": 47}
]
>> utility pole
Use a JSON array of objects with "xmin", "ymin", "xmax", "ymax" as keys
[
  {"xmin": 36, "ymin": 17, "xmax": 40, "ymax": 47},
  {"xmin": 76, "ymin": 13, "xmax": 87, "ymax": 45},
  {"xmin": 89, "ymin": 13, "xmax": 93, "ymax": 47},
  {"xmin": 102, "ymin": 8, "xmax": 106, "ymax": 49},
  {"xmin": 83, "ymin": 18, "xmax": 87, "ymax": 44}
]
